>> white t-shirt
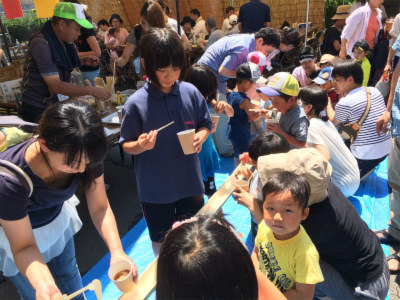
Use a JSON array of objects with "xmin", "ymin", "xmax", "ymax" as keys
[
  {"xmin": 222, "ymin": 18, "xmax": 232, "ymax": 34},
  {"xmin": 167, "ymin": 17, "xmax": 185, "ymax": 37},
  {"xmin": 307, "ymin": 118, "xmax": 360, "ymax": 196},
  {"xmin": 334, "ymin": 87, "xmax": 392, "ymax": 159}
]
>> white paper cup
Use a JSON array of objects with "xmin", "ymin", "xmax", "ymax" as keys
[
  {"xmin": 108, "ymin": 259, "xmax": 135, "ymax": 293},
  {"xmin": 177, "ymin": 129, "xmax": 196, "ymax": 155},
  {"xmin": 235, "ymin": 179, "xmax": 249, "ymax": 192},
  {"xmin": 211, "ymin": 115, "xmax": 220, "ymax": 129},
  {"xmin": 116, "ymin": 105, "xmax": 123, "ymax": 122}
]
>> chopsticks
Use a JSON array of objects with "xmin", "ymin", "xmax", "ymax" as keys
[{"xmin": 156, "ymin": 121, "xmax": 174, "ymax": 132}]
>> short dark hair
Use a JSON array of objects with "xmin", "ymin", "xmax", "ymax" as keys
[
  {"xmin": 352, "ymin": 39, "xmax": 370, "ymax": 53},
  {"xmin": 108, "ymin": 27, "xmax": 116, "ymax": 36},
  {"xmin": 157, "ymin": 215, "xmax": 258, "ymax": 300},
  {"xmin": 180, "ymin": 16, "xmax": 195, "ymax": 27},
  {"xmin": 332, "ymin": 60, "xmax": 364, "ymax": 85},
  {"xmin": 298, "ymin": 86, "xmax": 329, "ymax": 122},
  {"xmin": 236, "ymin": 62, "xmax": 253, "ymax": 84},
  {"xmin": 225, "ymin": 6, "xmax": 234, "ymax": 14},
  {"xmin": 97, "ymin": 19, "xmax": 109, "ymax": 27},
  {"xmin": 262, "ymin": 172, "xmax": 310, "ymax": 211},
  {"xmin": 255, "ymin": 27, "xmax": 280, "ymax": 49},
  {"xmin": 248, "ymin": 133, "xmax": 291, "ymax": 163},
  {"xmin": 140, "ymin": 28, "xmax": 187, "ymax": 87},
  {"xmin": 185, "ymin": 64, "xmax": 217, "ymax": 102},
  {"xmin": 39, "ymin": 101, "xmax": 108, "ymax": 192},
  {"xmin": 140, "ymin": 0, "xmax": 166, "ymax": 28},
  {"xmin": 109, "ymin": 14, "xmax": 123, "ymax": 24},
  {"xmin": 51, "ymin": 16, "xmax": 76, "ymax": 26},
  {"xmin": 190, "ymin": 8, "xmax": 200, "ymax": 16},
  {"xmin": 155, "ymin": 0, "xmax": 170, "ymax": 15},
  {"xmin": 280, "ymin": 27, "xmax": 300, "ymax": 48}
]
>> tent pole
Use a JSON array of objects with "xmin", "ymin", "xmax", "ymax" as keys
[
  {"xmin": 304, "ymin": 0, "xmax": 310, "ymax": 46},
  {"xmin": 176, "ymin": 0, "xmax": 181, "ymax": 35}
]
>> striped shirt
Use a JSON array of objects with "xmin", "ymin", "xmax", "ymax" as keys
[
  {"xmin": 335, "ymin": 87, "xmax": 391, "ymax": 159},
  {"xmin": 279, "ymin": 104, "xmax": 309, "ymax": 144}
]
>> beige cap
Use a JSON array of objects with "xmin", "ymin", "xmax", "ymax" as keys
[
  {"xmin": 258, "ymin": 148, "xmax": 332, "ymax": 206},
  {"xmin": 331, "ymin": 5, "xmax": 350, "ymax": 20}
]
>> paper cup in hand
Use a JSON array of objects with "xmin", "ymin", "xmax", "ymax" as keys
[
  {"xmin": 211, "ymin": 115, "xmax": 220, "ymax": 129},
  {"xmin": 235, "ymin": 179, "xmax": 249, "ymax": 192},
  {"xmin": 116, "ymin": 105, "xmax": 123, "ymax": 122},
  {"xmin": 108, "ymin": 259, "xmax": 135, "ymax": 293},
  {"xmin": 177, "ymin": 129, "xmax": 196, "ymax": 155}
]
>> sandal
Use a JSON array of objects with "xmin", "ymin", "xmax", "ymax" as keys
[
  {"xmin": 387, "ymin": 253, "xmax": 400, "ymax": 274},
  {"xmin": 373, "ymin": 229, "xmax": 400, "ymax": 246}
]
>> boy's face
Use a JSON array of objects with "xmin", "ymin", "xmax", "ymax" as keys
[
  {"xmin": 269, "ymin": 95, "xmax": 295, "ymax": 115},
  {"xmin": 301, "ymin": 59, "xmax": 316, "ymax": 75},
  {"xmin": 320, "ymin": 62, "xmax": 333, "ymax": 69},
  {"xmin": 332, "ymin": 75, "xmax": 353, "ymax": 95},
  {"xmin": 353, "ymin": 48, "xmax": 368, "ymax": 61},
  {"xmin": 321, "ymin": 80, "xmax": 333, "ymax": 91},
  {"xmin": 263, "ymin": 191, "xmax": 309, "ymax": 240}
]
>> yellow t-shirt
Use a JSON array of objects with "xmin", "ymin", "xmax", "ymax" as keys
[{"xmin": 255, "ymin": 221, "xmax": 324, "ymax": 293}]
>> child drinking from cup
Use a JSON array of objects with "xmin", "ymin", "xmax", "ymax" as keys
[
  {"xmin": 119, "ymin": 28, "xmax": 212, "ymax": 252},
  {"xmin": 251, "ymin": 172, "xmax": 324, "ymax": 299}
]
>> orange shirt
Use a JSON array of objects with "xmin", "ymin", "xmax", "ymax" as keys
[{"xmin": 365, "ymin": 13, "xmax": 379, "ymax": 49}]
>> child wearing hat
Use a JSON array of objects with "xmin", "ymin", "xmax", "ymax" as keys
[
  {"xmin": 319, "ymin": 54, "xmax": 336, "ymax": 69},
  {"xmin": 312, "ymin": 67, "xmax": 338, "ymax": 107},
  {"xmin": 257, "ymin": 72, "xmax": 309, "ymax": 148},
  {"xmin": 352, "ymin": 39, "xmax": 371, "ymax": 86},
  {"xmin": 292, "ymin": 46, "xmax": 320, "ymax": 87},
  {"xmin": 226, "ymin": 62, "xmax": 265, "ymax": 165}
]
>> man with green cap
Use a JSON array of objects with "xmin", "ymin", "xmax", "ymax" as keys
[{"xmin": 20, "ymin": 2, "xmax": 111, "ymax": 122}]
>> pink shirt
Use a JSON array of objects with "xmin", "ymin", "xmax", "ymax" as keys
[{"xmin": 104, "ymin": 28, "xmax": 129, "ymax": 45}]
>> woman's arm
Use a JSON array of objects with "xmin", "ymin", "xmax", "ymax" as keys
[
  {"xmin": 115, "ymin": 42, "xmax": 136, "ymax": 68},
  {"xmin": 86, "ymin": 175, "xmax": 138, "ymax": 278},
  {"xmin": 77, "ymin": 36, "xmax": 101, "ymax": 59},
  {"xmin": 0, "ymin": 217, "xmax": 61, "ymax": 300}
]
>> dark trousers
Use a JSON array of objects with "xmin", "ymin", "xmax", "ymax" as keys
[
  {"xmin": 20, "ymin": 102, "xmax": 45, "ymax": 123},
  {"xmin": 357, "ymin": 155, "xmax": 387, "ymax": 179}
]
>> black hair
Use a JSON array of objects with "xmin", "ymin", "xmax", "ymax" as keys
[
  {"xmin": 298, "ymin": 86, "xmax": 329, "ymax": 122},
  {"xmin": 180, "ymin": 15, "xmax": 195, "ymax": 27},
  {"xmin": 155, "ymin": 0, "xmax": 170, "ymax": 15},
  {"xmin": 38, "ymin": 101, "xmax": 108, "ymax": 192},
  {"xmin": 190, "ymin": 9, "xmax": 200, "ymax": 16},
  {"xmin": 108, "ymin": 27, "xmax": 116, "ymax": 36},
  {"xmin": 236, "ymin": 62, "xmax": 253, "ymax": 84},
  {"xmin": 299, "ymin": 45, "xmax": 316, "ymax": 60},
  {"xmin": 262, "ymin": 172, "xmax": 310, "ymax": 211},
  {"xmin": 352, "ymin": 39, "xmax": 370, "ymax": 53},
  {"xmin": 140, "ymin": 28, "xmax": 186, "ymax": 87},
  {"xmin": 332, "ymin": 60, "xmax": 363, "ymax": 85},
  {"xmin": 109, "ymin": 14, "xmax": 123, "ymax": 25},
  {"xmin": 140, "ymin": 0, "xmax": 166, "ymax": 28},
  {"xmin": 51, "ymin": 16, "xmax": 76, "ymax": 26},
  {"xmin": 279, "ymin": 93, "xmax": 293, "ymax": 102},
  {"xmin": 225, "ymin": 6, "xmax": 234, "ymax": 14},
  {"xmin": 280, "ymin": 21, "xmax": 290, "ymax": 29},
  {"xmin": 248, "ymin": 133, "xmax": 291, "ymax": 163},
  {"xmin": 157, "ymin": 215, "xmax": 258, "ymax": 300},
  {"xmin": 185, "ymin": 64, "xmax": 217, "ymax": 103},
  {"xmin": 280, "ymin": 27, "xmax": 300, "ymax": 48},
  {"xmin": 97, "ymin": 19, "xmax": 109, "ymax": 27},
  {"xmin": 255, "ymin": 27, "xmax": 280, "ymax": 49}
]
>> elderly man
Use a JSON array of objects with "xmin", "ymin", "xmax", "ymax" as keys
[
  {"xmin": 197, "ymin": 18, "xmax": 225, "ymax": 51},
  {"xmin": 20, "ymin": 2, "xmax": 110, "ymax": 122}
]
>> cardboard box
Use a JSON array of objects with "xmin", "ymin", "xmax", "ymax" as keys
[{"xmin": 0, "ymin": 78, "xmax": 22, "ymax": 103}]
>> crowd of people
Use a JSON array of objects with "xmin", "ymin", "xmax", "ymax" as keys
[{"xmin": 1, "ymin": 0, "xmax": 400, "ymax": 299}]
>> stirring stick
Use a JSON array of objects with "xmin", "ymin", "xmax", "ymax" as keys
[
  {"xmin": 112, "ymin": 62, "xmax": 116, "ymax": 88},
  {"xmin": 85, "ymin": 79, "xmax": 92, "ymax": 87},
  {"xmin": 156, "ymin": 121, "xmax": 174, "ymax": 132},
  {"xmin": 58, "ymin": 279, "xmax": 102, "ymax": 300}
]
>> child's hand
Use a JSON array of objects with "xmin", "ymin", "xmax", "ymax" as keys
[
  {"xmin": 266, "ymin": 123, "xmax": 284, "ymax": 135},
  {"xmin": 138, "ymin": 130, "xmax": 158, "ymax": 151},
  {"xmin": 239, "ymin": 152, "xmax": 253, "ymax": 165},
  {"xmin": 233, "ymin": 185, "xmax": 254, "ymax": 210},
  {"xmin": 193, "ymin": 132, "xmax": 204, "ymax": 153},
  {"xmin": 234, "ymin": 165, "xmax": 252, "ymax": 180},
  {"xmin": 210, "ymin": 120, "xmax": 218, "ymax": 134}
]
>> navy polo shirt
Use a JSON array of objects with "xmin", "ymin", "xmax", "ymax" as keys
[
  {"xmin": 119, "ymin": 81, "xmax": 212, "ymax": 204},
  {"xmin": 238, "ymin": 0, "xmax": 271, "ymax": 34}
]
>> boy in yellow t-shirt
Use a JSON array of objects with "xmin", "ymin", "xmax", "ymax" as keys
[
  {"xmin": 251, "ymin": 171, "xmax": 323, "ymax": 300},
  {"xmin": 352, "ymin": 39, "xmax": 371, "ymax": 86}
]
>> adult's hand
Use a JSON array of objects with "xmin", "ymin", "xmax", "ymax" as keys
[
  {"xmin": 81, "ymin": 55, "xmax": 99, "ymax": 67},
  {"xmin": 376, "ymin": 110, "xmax": 391, "ymax": 136},
  {"xmin": 91, "ymin": 87, "xmax": 111, "ymax": 101},
  {"xmin": 110, "ymin": 250, "xmax": 138, "ymax": 282},
  {"xmin": 339, "ymin": 49, "xmax": 346, "ymax": 60},
  {"xmin": 35, "ymin": 281, "xmax": 62, "ymax": 300}
]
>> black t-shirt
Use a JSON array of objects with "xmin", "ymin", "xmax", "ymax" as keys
[
  {"xmin": 76, "ymin": 27, "xmax": 99, "ymax": 72},
  {"xmin": 302, "ymin": 183, "xmax": 384, "ymax": 287},
  {"xmin": 321, "ymin": 26, "xmax": 341, "ymax": 56}
]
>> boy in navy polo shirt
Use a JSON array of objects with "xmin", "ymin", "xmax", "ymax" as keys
[{"xmin": 257, "ymin": 72, "xmax": 309, "ymax": 148}]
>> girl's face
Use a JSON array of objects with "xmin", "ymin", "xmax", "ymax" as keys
[
  {"xmin": 353, "ymin": 48, "xmax": 368, "ymax": 61},
  {"xmin": 141, "ymin": 18, "xmax": 151, "ymax": 32},
  {"xmin": 155, "ymin": 64, "xmax": 181, "ymax": 93}
]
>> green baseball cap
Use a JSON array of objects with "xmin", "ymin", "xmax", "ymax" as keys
[{"xmin": 53, "ymin": 2, "xmax": 93, "ymax": 29}]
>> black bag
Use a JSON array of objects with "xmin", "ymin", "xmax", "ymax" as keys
[{"xmin": 338, "ymin": 87, "xmax": 371, "ymax": 147}]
